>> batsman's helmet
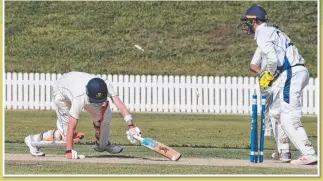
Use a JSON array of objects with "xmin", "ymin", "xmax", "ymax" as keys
[
  {"xmin": 86, "ymin": 77, "xmax": 108, "ymax": 103},
  {"xmin": 239, "ymin": 5, "xmax": 268, "ymax": 34}
]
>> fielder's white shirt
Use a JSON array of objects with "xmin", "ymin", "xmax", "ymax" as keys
[
  {"xmin": 54, "ymin": 71, "xmax": 117, "ymax": 120},
  {"xmin": 254, "ymin": 23, "xmax": 305, "ymax": 74}
]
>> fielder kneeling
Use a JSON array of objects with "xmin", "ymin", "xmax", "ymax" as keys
[{"xmin": 24, "ymin": 71, "xmax": 141, "ymax": 159}]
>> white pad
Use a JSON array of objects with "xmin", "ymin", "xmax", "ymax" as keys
[
  {"xmin": 280, "ymin": 101, "xmax": 315, "ymax": 155},
  {"xmin": 31, "ymin": 140, "xmax": 66, "ymax": 147},
  {"xmin": 30, "ymin": 129, "xmax": 65, "ymax": 147}
]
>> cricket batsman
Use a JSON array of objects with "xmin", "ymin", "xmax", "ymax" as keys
[
  {"xmin": 240, "ymin": 5, "xmax": 317, "ymax": 165},
  {"xmin": 24, "ymin": 71, "xmax": 142, "ymax": 159}
]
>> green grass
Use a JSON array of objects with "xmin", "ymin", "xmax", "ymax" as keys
[
  {"xmin": 5, "ymin": 160, "xmax": 317, "ymax": 175},
  {"xmin": 5, "ymin": 110, "xmax": 318, "ymax": 151},
  {"xmin": 5, "ymin": 1, "xmax": 317, "ymax": 77}
]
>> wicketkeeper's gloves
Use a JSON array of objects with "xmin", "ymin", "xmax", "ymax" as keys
[{"xmin": 259, "ymin": 70, "xmax": 273, "ymax": 89}]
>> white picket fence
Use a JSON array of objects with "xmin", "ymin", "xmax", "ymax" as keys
[{"xmin": 5, "ymin": 72, "xmax": 318, "ymax": 115}]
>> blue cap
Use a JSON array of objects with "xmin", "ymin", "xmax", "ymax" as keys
[
  {"xmin": 241, "ymin": 5, "xmax": 268, "ymax": 21},
  {"xmin": 86, "ymin": 78, "xmax": 108, "ymax": 103}
]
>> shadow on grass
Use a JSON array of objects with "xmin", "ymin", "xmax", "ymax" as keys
[{"xmin": 85, "ymin": 154, "xmax": 168, "ymax": 162}]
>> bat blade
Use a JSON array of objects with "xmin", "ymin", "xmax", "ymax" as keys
[{"xmin": 139, "ymin": 137, "xmax": 181, "ymax": 161}]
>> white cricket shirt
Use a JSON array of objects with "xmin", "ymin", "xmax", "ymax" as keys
[
  {"xmin": 54, "ymin": 71, "xmax": 117, "ymax": 120},
  {"xmin": 254, "ymin": 23, "xmax": 305, "ymax": 74}
]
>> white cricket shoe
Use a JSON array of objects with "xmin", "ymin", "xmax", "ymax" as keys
[
  {"xmin": 24, "ymin": 135, "xmax": 45, "ymax": 156},
  {"xmin": 94, "ymin": 141, "xmax": 123, "ymax": 154},
  {"xmin": 290, "ymin": 154, "xmax": 318, "ymax": 165}
]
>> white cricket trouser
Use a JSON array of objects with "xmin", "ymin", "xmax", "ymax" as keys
[
  {"xmin": 85, "ymin": 101, "xmax": 113, "ymax": 150},
  {"xmin": 267, "ymin": 85, "xmax": 290, "ymax": 153},
  {"xmin": 278, "ymin": 66, "xmax": 315, "ymax": 156},
  {"xmin": 260, "ymin": 88, "xmax": 274, "ymax": 135}
]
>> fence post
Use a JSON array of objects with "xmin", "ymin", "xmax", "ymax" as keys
[
  {"xmin": 23, "ymin": 73, "xmax": 29, "ymax": 109},
  {"xmin": 45, "ymin": 73, "xmax": 51, "ymax": 110},
  {"xmin": 135, "ymin": 75, "xmax": 141, "ymax": 112},
  {"xmin": 220, "ymin": 76, "xmax": 226, "ymax": 113},
  {"xmin": 180, "ymin": 76, "xmax": 186, "ymax": 113},
  {"xmin": 29, "ymin": 73, "xmax": 34, "ymax": 109},
  {"xmin": 243, "ymin": 77, "xmax": 249, "ymax": 114},
  {"xmin": 40, "ymin": 73, "xmax": 46, "ymax": 110},
  {"xmin": 186, "ymin": 76, "xmax": 192, "ymax": 113},
  {"xmin": 163, "ymin": 75, "xmax": 169, "ymax": 113},
  {"xmin": 169, "ymin": 75, "xmax": 174, "ymax": 113},
  {"xmin": 12, "ymin": 73, "xmax": 18, "ymax": 110},
  {"xmin": 34, "ymin": 73, "xmax": 40, "ymax": 110},
  {"xmin": 226, "ymin": 76, "xmax": 232, "ymax": 114},
  {"xmin": 157, "ymin": 75, "xmax": 163, "ymax": 113},
  {"xmin": 191, "ymin": 76, "xmax": 197, "ymax": 113},
  {"xmin": 203, "ymin": 76, "xmax": 208, "ymax": 113},
  {"xmin": 208, "ymin": 76, "xmax": 214, "ymax": 113},
  {"xmin": 6, "ymin": 72, "xmax": 12, "ymax": 109},
  {"xmin": 17, "ymin": 73, "xmax": 23, "ymax": 109},
  {"xmin": 140, "ymin": 75, "xmax": 146, "ymax": 112},
  {"xmin": 152, "ymin": 75, "xmax": 158, "ymax": 112},
  {"xmin": 146, "ymin": 75, "xmax": 152, "ymax": 112},
  {"xmin": 231, "ymin": 76, "xmax": 237, "ymax": 114}
]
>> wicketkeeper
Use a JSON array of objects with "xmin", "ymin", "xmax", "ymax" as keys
[
  {"xmin": 240, "ymin": 5, "xmax": 317, "ymax": 165},
  {"xmin": 24, "ymin": 71, "xmax": 142, "ymax": 159}
]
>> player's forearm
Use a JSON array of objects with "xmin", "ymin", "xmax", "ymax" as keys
[
  {"xmin": 250, "ymin": 64, "xmax": 261, "ymax": 75},
  {"xmin": 112, "ymin": 96, "xmax": 135, "ymax": 126},
  {"xmin": 66, "ymin": 116, "xmax": 77, "ymax": 150}
]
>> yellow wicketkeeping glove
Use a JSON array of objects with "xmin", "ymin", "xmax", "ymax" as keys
[{"xmin": 259, "ymin": 70, "xmax": 273, "ymax": 89}]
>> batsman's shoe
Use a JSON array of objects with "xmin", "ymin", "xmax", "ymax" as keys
[
  {"xmin": 94, "ymin": 141, "xmax": 123, "ymax": 154},
  {"xmin": 271, "ymin": 152, "xmax": 292, "ymax": 163},
  {"xmin": 290, "ymin": 154, "xmax": 317, "ymax": 165},
  {"xmin": 24, "ymin": 135, "xmax": 45, "ymax": 157}
]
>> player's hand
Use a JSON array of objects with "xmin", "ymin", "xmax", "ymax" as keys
[
  {"xmin": 73, "ymin": 132, "xmax": 85, "ymax": 143},
  {"xmin": 65, "ymin": 149, "xmax": 78, "ymax": 159},
  {"xmin": 259, "ymin": 70, "xmax": 273, "ymax": 89},
  {"xmin": 126, "ymin": 126, "xmax": 141, "ymax": 144}
]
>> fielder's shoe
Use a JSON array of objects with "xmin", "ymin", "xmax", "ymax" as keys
[
  {"xmin": 94, "ymin": 141, "xmax": 123, "ymax": 154},
  {"xmin": 24, "ymin": 135, "xmax": 45, "ymax": 157},
  {"xmin": 290, "ymin": 154, "xmax": 317, "ymax": 165},
  {"xmin": 271, "ymin": 151, "xmax": 292, "ymax": 163}
]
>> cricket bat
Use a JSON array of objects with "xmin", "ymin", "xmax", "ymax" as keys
[{"xmin": 133, "ymin": 135, "xmax": 181, "ymax": 161}]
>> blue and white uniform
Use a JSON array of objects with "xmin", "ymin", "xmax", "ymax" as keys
[{"xmin": 254, "ymin": 23, "xmax": 315, "ymax": 156}]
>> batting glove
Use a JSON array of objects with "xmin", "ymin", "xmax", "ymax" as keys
[
  {"xmin": 65, "ymin": 149, "xmax": 78, "ymax": 159},
  {"xmin": 126, "ymin": 126, "xmax": 141, "ymax": 144}
]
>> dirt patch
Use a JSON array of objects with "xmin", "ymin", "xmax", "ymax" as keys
[{"xmin": 5, "ymin": 153, "xmax": 318, "ymax": 170}]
